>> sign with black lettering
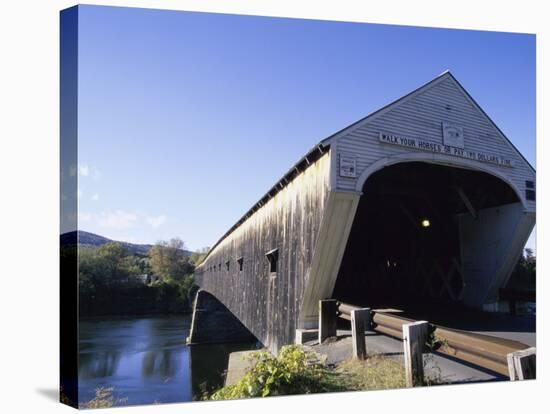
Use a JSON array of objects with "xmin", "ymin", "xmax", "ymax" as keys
[
  {"xmin": 378, "ymin": 132, "xmax": 514, "ymax": 168},
  {"xmin": 339, "ymin": 154, "xmax": 357, "ymax": 177}
]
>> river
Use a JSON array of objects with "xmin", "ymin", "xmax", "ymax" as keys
[{"xmin": 78, "ymin": 314, "xmax": 259, "ymax": 407}]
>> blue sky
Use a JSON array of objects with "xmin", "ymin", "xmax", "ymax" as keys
[{"xmin": 76, "ymin": 5, "xmax": 536, "ymax": 251}]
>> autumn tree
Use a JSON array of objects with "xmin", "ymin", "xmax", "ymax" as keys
[{"xmin": 149, "ymin": 238, "xmax": 194, "ymax": 282}]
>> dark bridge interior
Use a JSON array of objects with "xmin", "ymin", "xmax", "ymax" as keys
[{"xmin": 332, "ymin": 162, "xmax": 518, "ymax": 310}]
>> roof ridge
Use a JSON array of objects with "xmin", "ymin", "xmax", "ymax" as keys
[{"xmin": 320, "ymin": 70, "xmax": 452, "ymax": 146}]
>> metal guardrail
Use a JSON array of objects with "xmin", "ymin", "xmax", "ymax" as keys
[{"xmin": 336, "ymin": 301, "xmax": 531, "ymax": 377}]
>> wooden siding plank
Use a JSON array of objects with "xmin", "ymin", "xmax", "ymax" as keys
[{"xmin": 195, "ymin": 152, "xmax": 331, "ymax": 353}]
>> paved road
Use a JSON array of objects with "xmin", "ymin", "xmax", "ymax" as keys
[
  {"xmin": 400, "ymin": 308, "xmax": 536, "ymax": 346},
  {"xmin": 307, "ymin": 311, "xmax": 535, "ymax": 384},
  {"xmin": 308, "ymin": 330, "xmax": 507, "ymax": 383}
]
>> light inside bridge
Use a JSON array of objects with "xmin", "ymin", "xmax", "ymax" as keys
[{"xmin": 421, "ymin": 218, "xmax": 431, "ymax": 228}]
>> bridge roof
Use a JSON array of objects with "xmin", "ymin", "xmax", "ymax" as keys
[
  {"xmin": 197, "ymin": 141, "xmax": 329, "ymax": 266},
  {"xmin": 319, "ymin": 70, "xmax": 534, "ymax": 174},
  {"xmin": 198, "ymin": 70, "xmax": 534, "ymax": 266}
]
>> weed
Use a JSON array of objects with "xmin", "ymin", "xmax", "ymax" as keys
[{"xmin": 79, "ymin": 387, "xmax": 128, "ymax": 409}]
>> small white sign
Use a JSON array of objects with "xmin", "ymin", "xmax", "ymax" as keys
[
  {"xmin": 339, "ymin": 154, "xmax": 357, "ymax": 178},
  {"xmin": 442, "ymin": 122, "xmax": 464, "ymax": 149}
]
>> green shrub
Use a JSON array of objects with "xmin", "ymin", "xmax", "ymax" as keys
[{"xmin": 209, "ymin": 345, "xmax": 347, "ymax": 400}]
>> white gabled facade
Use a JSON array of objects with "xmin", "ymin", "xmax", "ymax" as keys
[
  {"xmin": 326, "ymin": 71, "xmax": 535, "ymax": 212},
  {"xmin": 298, "ymin": 71, "xmax": 535, "ymax": 324}
]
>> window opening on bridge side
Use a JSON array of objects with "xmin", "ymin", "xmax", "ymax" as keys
[
  {"xmin": 218, "ymin": 263, "xmax": 221, "ymax": 272},
  {"xmin": 237, "ymin": 257, "xmax": 244, "ymax": 272},
  {"xmin": 265, "ymin": 248, "xmax": 279, "ymax": 274},
  {"xmin": 225, "ymin": 260, "xmax": 230, "ymax": 271}
]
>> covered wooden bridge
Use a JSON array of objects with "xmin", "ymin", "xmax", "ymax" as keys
[{"xmin": 191, "ymin": 71, "xmax": 536, "ymax": 353}]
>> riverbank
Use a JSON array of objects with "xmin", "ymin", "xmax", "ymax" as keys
[
  {"xmin": 205, "ymin": 345, "xmax": 410, "ymax": 400},
  {"xmin": 79, "ymin": 283, "xmax": 197, "ymax": 317},
  {"xmin": 79, "ymin": 311, "xmax": 191, "ymax": 321},
  {"xmin": 80, "ymin": 346, "xmax": 408, "ymax": 407}
]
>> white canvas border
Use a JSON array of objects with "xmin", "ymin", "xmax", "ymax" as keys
[{"xmin": 0, "ymin": 1, "xmax": 546, "ymax": 413}]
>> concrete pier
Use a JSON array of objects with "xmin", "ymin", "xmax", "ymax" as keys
[{"xmin": 225, "ymin": 350, "xmax": 263, "ymax": 386}]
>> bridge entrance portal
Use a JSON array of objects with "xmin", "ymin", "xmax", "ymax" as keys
[{"xmin": 332, "ymin": 162, "xmax": 519, "ymax": 310}]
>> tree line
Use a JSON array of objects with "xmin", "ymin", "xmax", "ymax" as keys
[
  {"xmin": 78, "ymin": 238, "xmax": 209, "ymax": 316},
  {"xmin": 507, "ymin": 248, "xmax": 536, "ymax": 291}
]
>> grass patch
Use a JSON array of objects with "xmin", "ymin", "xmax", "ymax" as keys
[{"xmin": 337, "ymin": 354, "xmax": 406, "ymax": 390}]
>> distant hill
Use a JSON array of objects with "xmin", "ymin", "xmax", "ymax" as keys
[{"xmin": 60, "ymin": 230, "xmax": 193, "ymax": 257}]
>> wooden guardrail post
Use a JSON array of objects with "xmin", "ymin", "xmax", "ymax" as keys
[
  {"xmin": 403, "ymin": 321, "xmax": 429, "ymax": 387},
  {"xmin": 351, "ymin": 308, "xmax": 371, "ymax": 360},
  {"xmin": 507, "ymin": 347, "xmax": 536, "ymax": 380},
  {"xmin": 319, "ymin": 299, "xmax": 337, "ymax": 343}
]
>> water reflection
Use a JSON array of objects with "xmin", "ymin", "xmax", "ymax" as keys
[
  {"xmin": 78, "ymin": 315, "xmax": 258, "ymax": 407},
  {"xmin": 141, "ymin": 349, "xmax": 177, "ymax": 380},
  {"xmin": 80, "ymin": 351, "xmax": 121, "ymax": 379},
  {"xmin": 78, "ymin": 316, "xmax": 191, "ymax": 406}
]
